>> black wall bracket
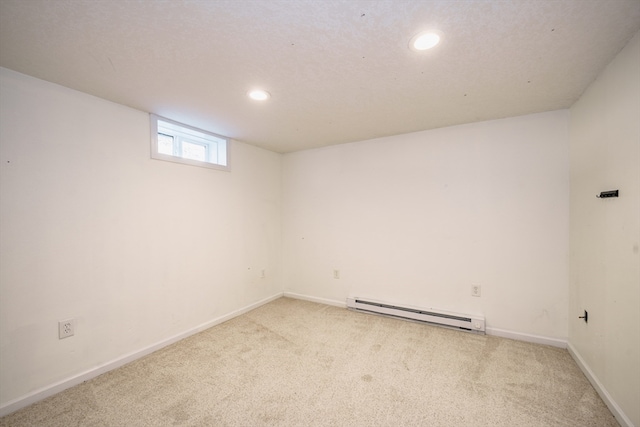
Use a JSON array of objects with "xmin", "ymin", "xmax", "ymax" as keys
[
  {"xmin": 597, "ymin": 190, "xmax": 619, "ymax": 198},
  {"xmin": 579, "ymin": 310, "xmax": 588, "ymax": 323}
]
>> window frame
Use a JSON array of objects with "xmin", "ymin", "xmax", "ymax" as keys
[{"xmin": 150, "ymin": 114, "xmax": 230, "ymax": 171}]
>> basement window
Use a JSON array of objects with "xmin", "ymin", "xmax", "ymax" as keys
[{"xmin": 150, "ymin": 114, "xmax": 229, "ymax": 170}]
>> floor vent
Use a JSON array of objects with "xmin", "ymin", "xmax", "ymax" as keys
[{"xmin": 346, "ymin": 297, "xmax": 485, "ymax": 334}]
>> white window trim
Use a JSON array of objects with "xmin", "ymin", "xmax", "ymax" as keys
[{"xmin": 150, "ymin": 114, "xmax": 230, "ymax": 171}]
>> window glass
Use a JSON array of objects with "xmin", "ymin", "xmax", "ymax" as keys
[{"xmin": 150, "ymin": 114, "xmax": 229, "ymax": 170}]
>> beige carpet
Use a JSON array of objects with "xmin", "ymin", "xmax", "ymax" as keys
[{"xmin": 0, "ymin": 297, "xmax": 618, "ymax": 427}]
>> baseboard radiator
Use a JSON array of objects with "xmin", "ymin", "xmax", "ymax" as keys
[{"xmin": 346, "ymin": 297, "xmax": 485, "ymax": 334}]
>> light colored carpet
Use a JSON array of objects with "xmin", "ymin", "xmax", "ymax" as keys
[{"xmin": 0, "ymin": 297, "xmax": 618, "ymax": 427}]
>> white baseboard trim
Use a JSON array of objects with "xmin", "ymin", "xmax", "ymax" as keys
[
  {"xmin": 283, "ymin": 295, "xmax": 568, "ymax": 349},
  {"xmin": 567, "ymin": 343, "xmax": 633, "ymax": 427},
  {"xmin": 281, "ymin": 294, "xmax": 569, "ymax": 349},
  {"xmin": 0, "ymin": 292, "xmax": 283, "ymax": 418},
  {"xmin": 485, "ymin": 327, "xmax": 567, "ymax": 348},
  {"xmin": 283, "ymin": 291, "xmax": 346, "ymax": 308}
]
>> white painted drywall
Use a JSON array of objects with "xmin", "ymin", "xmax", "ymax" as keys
[
  {"xmin": 569, "ymin": 31, "xmax": 640, "ymax": 427},
  {"xmin": 283, "ymin": 110, "xmax": 570, "ymax": 340},
  {"xmin": 0, "ymin": 68, "xmax": 282, "ymax": 407}
]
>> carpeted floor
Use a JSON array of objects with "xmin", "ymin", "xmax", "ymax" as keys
[{"xmin": 0, "ymin": 297, "xmax": 618, "ymax": 426}]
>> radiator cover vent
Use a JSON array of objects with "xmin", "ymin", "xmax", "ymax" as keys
[{"xmin": 346, "ymin": 297, "xmax": 485, "ymax": 334}]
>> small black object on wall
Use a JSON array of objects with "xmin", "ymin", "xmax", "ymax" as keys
[
  {"xmin": 579, "ymin": 310, "xmax": 588, "ymax": 323},
  {"xmin": 597, "ymin": 190, "xmax": 619, "ymax": 198}
]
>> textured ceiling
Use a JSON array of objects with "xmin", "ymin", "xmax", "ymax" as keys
[{"xmin": 1, "ymin": 0, "xmax": 639, "ymax": 153}]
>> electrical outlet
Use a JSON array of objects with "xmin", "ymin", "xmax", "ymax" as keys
[
  {"xmin": 472, "ymin": 285, "xmax": 481, "ymax": 297},
  {"xmin": 58, "ymin": 319, "xmax": 75, "ymax": 339},
  {"xmin": 333, "ymin": 269, "xmax": 340, "ymax": 279}
]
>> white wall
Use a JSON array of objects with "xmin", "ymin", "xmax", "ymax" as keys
[
  {"xmin": 569, "ymin": 31, "xmax": 640, "ymax": 427},
  {"xmin": 283, "ymin": 110, "xmax": 570, "ymax": 340},
  {"xmin": 0, "ymin": 68, "xmax": 282, "ymax": 408}
]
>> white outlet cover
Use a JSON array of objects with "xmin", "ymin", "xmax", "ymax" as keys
[{"xmin": 58, "ymin": 319, "xmax": 75, "ymax": 339}]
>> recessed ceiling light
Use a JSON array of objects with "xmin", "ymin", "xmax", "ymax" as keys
[
  {"xmin": 410, "ymin": 31, "xmax": 441, "ymax": 51},
  {"xmin": 248, "ymin": 89, "xmax": 270, "ymax": 101}
]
